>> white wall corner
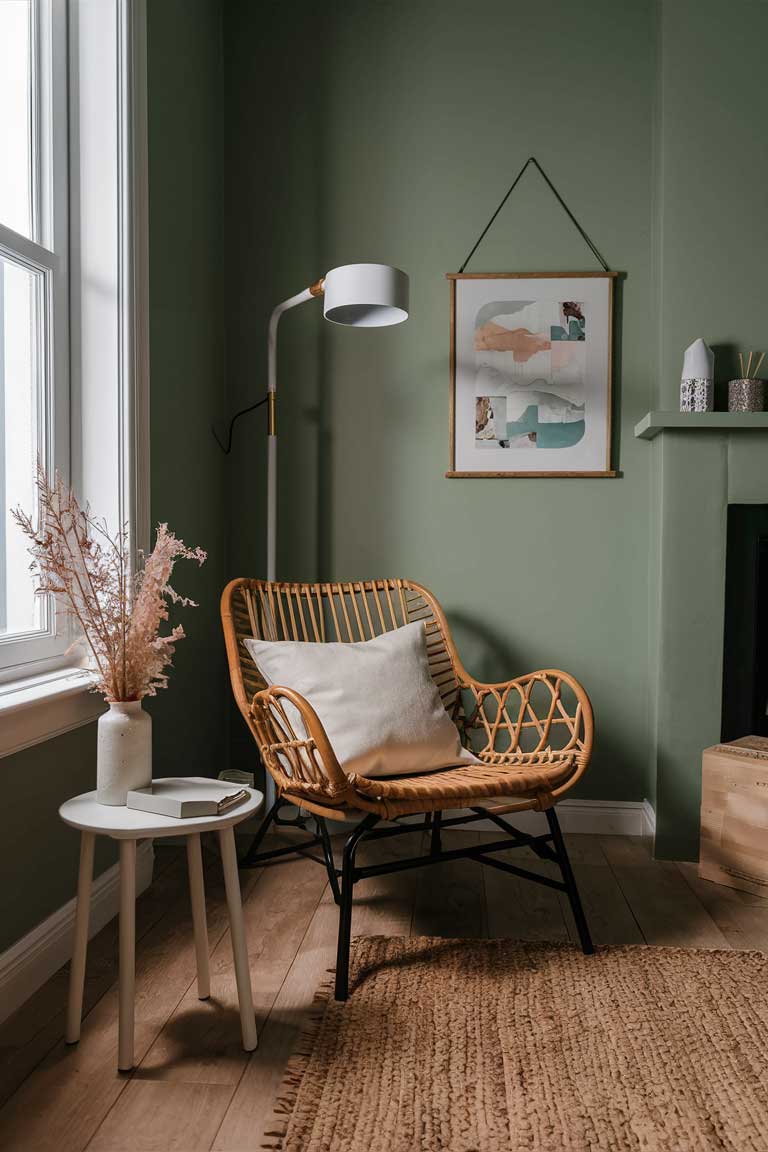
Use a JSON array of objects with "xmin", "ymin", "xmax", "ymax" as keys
[
  {"xmin": 641, "ymin": 797, "xmax": 657, "ymax": 840},
  {"xmin": 0, "ymin": 839, "xmax": 154, "ymax": 1027}
]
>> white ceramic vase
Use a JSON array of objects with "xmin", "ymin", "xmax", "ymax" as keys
[
  {"xmin": 680, "ymin": 338, "xmax": 715, "ymax": 412},
  {"xmin": 96, "ymin": 701, "xmax": 152, "ymax": 805}
]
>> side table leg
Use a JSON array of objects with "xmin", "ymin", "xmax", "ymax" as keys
[
  {"xmin": 65, "ymin": 832, "xmax": 95, "ymax": 1044},
  {"xmin": 218, "ymin": 827, "xmax": 257, "ymax": 1051},
  {"xmin": 118, "ymin": 839, "xmax": 137, "ymax": 1071},
  {"xmin": 186, "ymin": 833, "xmax": 210, "ymax": 999}
]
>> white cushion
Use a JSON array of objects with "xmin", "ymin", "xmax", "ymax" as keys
[{"xmin": 245, "ymin": 621, "xmax": 478, "ymax": 779}]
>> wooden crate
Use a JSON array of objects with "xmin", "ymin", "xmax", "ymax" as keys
[{"xmin": 699, "ymin": 735, "xmax": 768, "ymax": 895}]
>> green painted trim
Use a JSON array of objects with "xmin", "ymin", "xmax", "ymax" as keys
[{"xmin": 635, "ymin": 411, "xmax": 768, "ymax": 440}]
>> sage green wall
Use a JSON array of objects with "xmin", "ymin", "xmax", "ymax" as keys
[
  {"xmin": 0, "ymin": 727, "xmax": 115, "ymax": 953},
  {"xmin": 146, "ymin": 0, "xmax": 229, "ymax": 782},
  {"xmin": 0, "ymin": 0, "xmax": 227, "ymax": 954},
  {"xmin": 6, "ymin": 0, "xmax": 768, "ymax": 957},
  {"xmin": 224, "ymin": 0, "xmax": 768, "ymax": 856},
  {"xmin": 648, "ymin": 0, "xmax": 768, "ymax": 857},
  {"xmin": 223, "ymin": 0, "xmax": 657, "ymax": 802},
  {"xmin": 656, "ymin": 0, "xmax": 768, "ymax": 408}
]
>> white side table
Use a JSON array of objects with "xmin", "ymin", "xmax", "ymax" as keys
[{"xmin": 59, "ymin": 778, "xmax": 264, "ymax": 1071}]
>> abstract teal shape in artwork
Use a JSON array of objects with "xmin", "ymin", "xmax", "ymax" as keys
[
  {"xmin": 550, "ymin": 302, "xmax": 586, "ymax": 342},
  {"xmin": 506, "ymin": 402, "xmax": 585, "ymax": 448},
  {"xmin": 550, "ymin": 318, "xmax": 586, "ymax": 342}
]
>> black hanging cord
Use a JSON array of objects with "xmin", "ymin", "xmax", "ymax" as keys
[
  {"xmin": 211, "ymin": 395, "xmax": 268, "ymax": 455},
  {"xmin": 459, "ymin": 156, "xmax": 610, "ymax": 274}
]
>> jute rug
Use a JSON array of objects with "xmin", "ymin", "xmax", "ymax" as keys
[{"xmin": 265, "ymin": 937, "xmax": 768, "ymax": 1152}]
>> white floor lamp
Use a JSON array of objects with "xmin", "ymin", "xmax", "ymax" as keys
[
  {"xmin": 266, "ymin": 263, "xmax": 409, "ymax": 582},
  {"xmin": 261, "ymin": 263, "xmax": 408, "ymax": 811}
]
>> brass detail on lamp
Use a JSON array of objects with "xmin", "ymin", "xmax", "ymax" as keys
[
  {"xmin": 309, "ymin": 278, "xmax": 325, "ymax": 298},
  {"xmin": 267, "ymin": 391, "xmax": 276, "ymax": 435}
]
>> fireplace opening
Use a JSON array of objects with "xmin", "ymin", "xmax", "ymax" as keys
[{"xmin": 721, "ymin": 504, "xmax": 768, "ymax": 741}]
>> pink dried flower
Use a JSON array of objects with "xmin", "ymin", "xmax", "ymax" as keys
[{"xmin": 12, "ymin": 465, "xmax": 206, "ymax": 701}]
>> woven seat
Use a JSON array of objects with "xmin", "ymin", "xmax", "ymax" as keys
[
  {"xmin": 221, "ymin": 577, "xmax": 595, "ymax": 999},
  {"xmin": 348, "ymin": 752, "xmax": 577, "ymax": 819}
]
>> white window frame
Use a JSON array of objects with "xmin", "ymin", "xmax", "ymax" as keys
[
  {"xmin": 0, "ymin": 0, "xmax": 150, "ymax": 755},
  {"xmin": 0, "ymin": 0, "xmax": 71, "ymax": 679}
]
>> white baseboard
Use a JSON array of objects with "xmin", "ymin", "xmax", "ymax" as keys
[
  {"xmin": 454, "ymin": 798, "xmax": 654, "ymax": 837},
  {"xmin": 324, "ymin": 798, "xmax": 657, "ymax": 838},
  {"xmin": 0, "ymin": 840, "xmax": 155, "ymax": 1027},
  {"xmin": 641, "ymin": 798, "xmax": 657, "ymax": 839}
]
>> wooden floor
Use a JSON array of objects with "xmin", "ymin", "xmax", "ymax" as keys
[{"xmin": 1, "ymin": 825, "xmax": 767, "ymax": 1151}]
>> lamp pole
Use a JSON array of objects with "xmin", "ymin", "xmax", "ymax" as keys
[
  {"xmin": 213, "ymin": 265, "xmax": 408, "ymax": 813},
  {"xmin": 264, "ymin": 264, "xmax": 407, "ymax": 582},
  {"xmin": 265, "ymin": 279, "xmax": 324, "ymax": 582}
]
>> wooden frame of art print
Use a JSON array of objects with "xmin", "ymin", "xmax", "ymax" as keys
[{"xmin": 447, "ymin": 272, "xmax": 618, "ymax": 477}]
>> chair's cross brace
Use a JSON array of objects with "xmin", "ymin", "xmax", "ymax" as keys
[
  {"xmin": 240, "ymin": 834, "xmax": 325, "ymax": 865},
  {"xmin": 350, "ymin": 831, "xmax": 555, "ymax": 882},
  {"xmin": 472, "ymin": 853, "xmax": 567, "ymax": 891},
  {"xmin": 353, "ymin": 821, "xmax": 440, "ymax": 843},
  {"xmin": 335, "ymin": 806, "xmax": 593, "ymax": 1000},
  {"xmin": 360, "ymin": 811, "xmax": 552, "ymax": 854},
  {"xmin": 469, "ymin": 806, "xmax": 560, "ymax": 864},
  {"xmin": 237, "ymin": 797, "xmax": 593, "ymax": 1002},
  {"xmin": 292, "ymin": 849, "xmax": 333, "ymax": 867}
]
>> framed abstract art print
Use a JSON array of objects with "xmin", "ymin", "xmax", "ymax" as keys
[{"xmin": 447, "ymin": 272, "xmax": 617, "ymax": 477}]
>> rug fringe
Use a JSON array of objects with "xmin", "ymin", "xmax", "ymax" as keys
[{"xmin": 260, "ymin": 974, "xmax": 336, "ymax": 1151}]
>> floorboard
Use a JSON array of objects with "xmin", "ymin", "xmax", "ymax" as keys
[
  {"xmin": 559, "ymin": 835, "xmax": 644, "ymax": 946},
  {"xmin": 482, "ymin": 840, "xmax": 569, "ymax": 942},
  {"xmin": 601, "ymin": 836, "xmax": 730, "ymax": 948},
  {"xmin": 213, "ymin": 828, "xmax": 423, "ymax": 1150},
  {"xmin": 0, "ymin": 846, "xmax": 185, "ymax": 1110},
  {"xmin": 0, "ymin": 846, "xmax": 264, "ymax": 1152},
  {"xmin": 412, "ymin": 831, "xmax": 486, "ymax": 938},
  {"xmin": 0, "ymin": 830, "xmax": 753, "ymax": 1151},
  {"xmin": 676, "ymin": 862, "xmax": 768, "ymax": 950},
  {"xmin": 85, "ymin": 848, "xmax": 328, "ymax": 1152}
]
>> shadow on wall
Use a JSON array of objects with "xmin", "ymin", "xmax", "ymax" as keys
[
  {"xmin": 447, "ymin": 610, "xmax": 521, "ymax": 684},
  {"xmin": 711, "ymin": 341, "xmax": 738, "ymax": 412},
  {"xmin": 611, "ymin": 274, "xmax": 626, "ymax": 472},
  {"xmin": 447, "ymin": 606, "xmax": 634, "ymax": 802},
  {"xmin": 222, "ymin": 0, "xmax": 326, "ymax": 585}
]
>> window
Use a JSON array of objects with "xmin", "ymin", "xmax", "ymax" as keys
[
  {"xmin": 0, "ymin": 0, "xmax": 148, "ymax": 754},
  {"xmin": 0, "ymin": 0, "xmax": 69, "ymax": 677}
]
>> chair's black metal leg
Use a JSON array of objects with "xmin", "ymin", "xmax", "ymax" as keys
[
  {"xmin": 335, "ymin": 814, "xmax": 378, "ymax": 1001},
  {"xmin": 316, "ymin": 818, "xmax": 341, "ymax": 905},
  {"xmin": 239, "ymin": 796, "xmax": 282, "ymax": 865},
  {"xmin": 430, "ymin": 809, "xmax": 442, "ymax": 855},
  {"xmin": 546, "ymin": 807, "xmax": 594, "ymax": 955}
]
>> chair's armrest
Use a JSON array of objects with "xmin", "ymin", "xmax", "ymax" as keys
[
  {"xmin": 249, "ymin": 685, "xmax": 353, "ymax": 804},
  {"xmin": 459, "ymin": 668, "xmax": 594, "ymax": 795}
]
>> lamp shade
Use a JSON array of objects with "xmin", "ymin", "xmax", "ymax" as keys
[{"xmin": 323, "ymin": 263, "xmax": 409, "ymax": 327}]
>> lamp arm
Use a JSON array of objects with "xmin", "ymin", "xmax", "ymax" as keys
[{"xmin": 266, "ymin": 280, "xmax": 324, "ymax": 582}]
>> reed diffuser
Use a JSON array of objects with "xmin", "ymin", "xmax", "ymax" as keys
[{"xmin": 729, "ymin": 351, "xmax": 765, "ymax": 412}]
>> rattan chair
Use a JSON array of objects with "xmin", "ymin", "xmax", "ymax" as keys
[{"xmin": 221, "ymin": 577, "xmax": 595, "ymax": 999}]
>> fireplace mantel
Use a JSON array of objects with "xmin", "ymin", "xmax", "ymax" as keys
[
  {"xmin": 648, "ymin": 425, "xmax": 768, "ymax": 859},
  {"xmin": 635, "ymin": 411, "xmax": 768, "ymax": 440}
]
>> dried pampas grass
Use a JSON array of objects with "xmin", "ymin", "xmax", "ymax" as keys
[{"xmin": 13, "ymin": 465, "xmax": 206, "ymax": 701}]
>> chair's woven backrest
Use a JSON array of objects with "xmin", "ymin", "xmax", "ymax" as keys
[{"xmin": 221, "ymin": 579, "xmax": 461, "ymax": 741}]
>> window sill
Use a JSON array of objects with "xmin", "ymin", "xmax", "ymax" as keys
[{"xmin": 0, "ymin": 668, "xmax": 106, "ymax": 760}]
